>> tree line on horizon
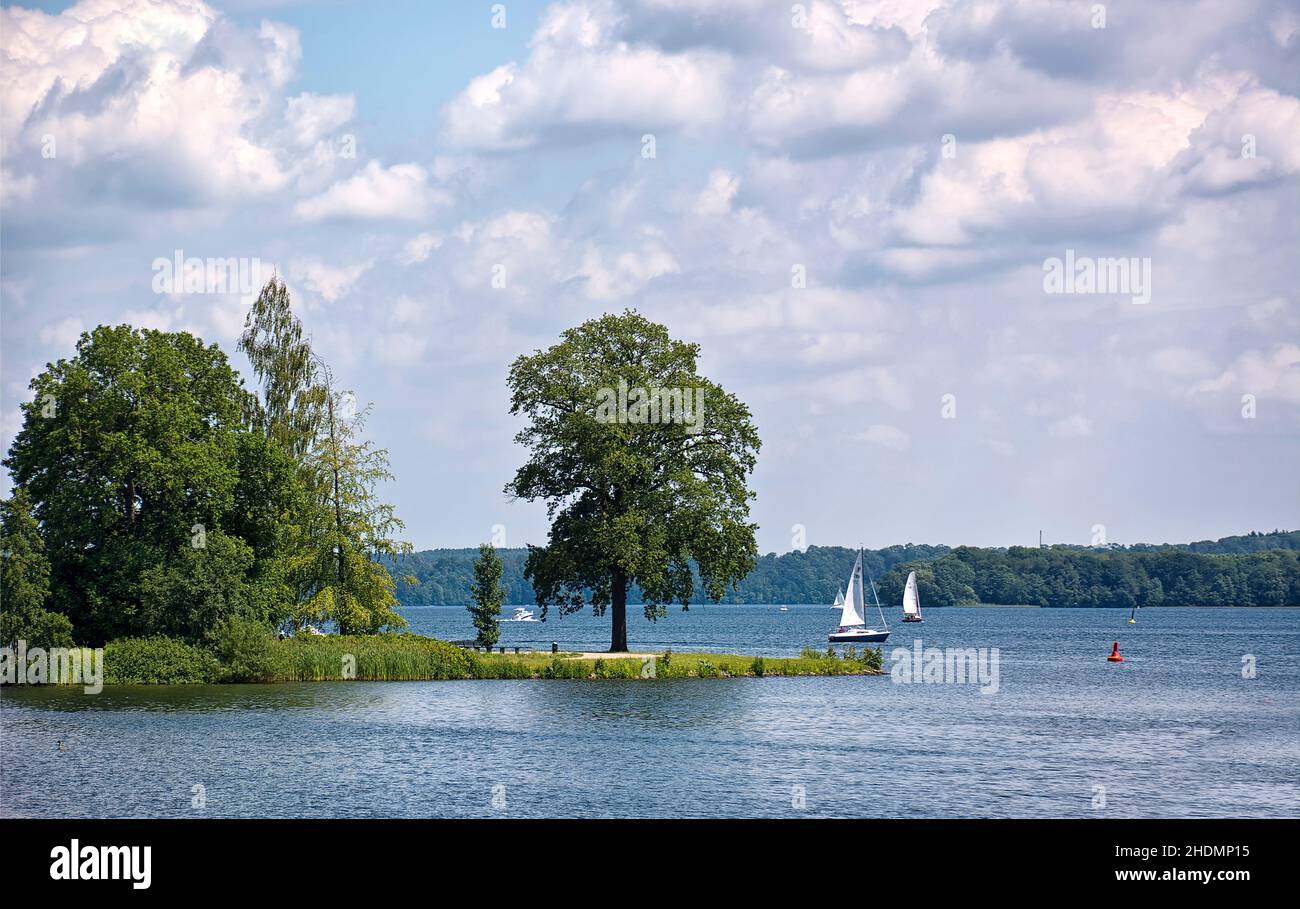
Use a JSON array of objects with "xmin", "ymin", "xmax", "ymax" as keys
[{"xmin": 390, "ymin": 531, "xmax": 1300, "ymax": 608}]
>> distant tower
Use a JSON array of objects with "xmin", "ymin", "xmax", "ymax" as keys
[{"xmin": 1039, "ymin": 530, "xmax": 1044, "ymax": 549}]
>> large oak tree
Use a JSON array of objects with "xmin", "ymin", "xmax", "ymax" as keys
[{"xmin": 506, "ymin": 311, "xmax": 760, "ymax": 652}]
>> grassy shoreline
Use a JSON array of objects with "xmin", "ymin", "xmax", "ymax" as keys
[{"xmin": 27, "ymin": 633, "xmax": 882, "ymax": 685}]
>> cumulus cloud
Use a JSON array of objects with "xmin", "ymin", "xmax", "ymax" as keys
[
  {"xmin": 288, "ymin": 257, "xmax": 374, "ymax": 303},
  {"xmin": 442, "ymin": 0, "xmax": 731, "ymax": 149},
  {"xmin": 0, "ymin": 0, "xmax": 320, "ymax": 210},
  {"xmin": 294, "ymin": 161, "xmax": 449, "ymax": 222}
]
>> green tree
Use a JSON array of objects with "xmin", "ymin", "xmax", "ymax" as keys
[
  {"xmin": 469, "ymin": 543, "xmax": 505, "ymax": 648},
  {"xmin": 0, "ymin": 489, "xmax": 73, "ymax": 647},
  {"xmin": 505, "ymin": 311, "xmax": 760, "ymax": 651},
  {"xmin": 239, "ymin": 280, "xmax": 411, "ymax": 634},
  {"xmin": 238, "ymin": 277, "xmax": 326, "ymax": 462},
  {"xmin": 295, "ymin": 379, "xmax": 410, "ymax": 634},
  {"xmin": 4, "ymin": 326, "xmax": 249, "ymax": 643}
]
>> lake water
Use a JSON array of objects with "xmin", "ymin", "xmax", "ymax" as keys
[{"xmin": 2, "ymin": 606, "xmax": 1297, "ymax": 818}]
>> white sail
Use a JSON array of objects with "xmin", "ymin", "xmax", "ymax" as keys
[
  {"xmin": 903, "ymin": 571, "xmax": 921, "ymax": 617},
  {"xmin": 840, "ymin": 552, "xmax": 866, "ymax": 627},
  {"xmin": 834, "ymin": 587, "xmax": 844, "ymax": 608}
]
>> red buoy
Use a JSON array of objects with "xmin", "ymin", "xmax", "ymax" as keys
[{"xmin": 1107, "ymin": 641, "xmax": 1124, "ymax": 662}]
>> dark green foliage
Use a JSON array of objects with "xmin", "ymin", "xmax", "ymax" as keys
[
  {"xmin": 138, "ymin": 531, "xmax": 257, "ymax": 641},
  {"xmin": 0, "ymin": 489, "xmax": 73, "ymax": 647},
  {"xmin": 468, "ymin": 543, "xmax": 505, "ymax": 648},
  {"xmin": 3, "ymin": 326, "xmax": 251, "ymax": 643},
  {"xmin": 876, "ymin": 544, "xmax": 1300, "ymax": 607},
  {"xmin": 104, "ymin": 637, "xmax": 222, "ymax": 684},
  {"xmin": 0, "ymin": 606, "xmax": 74, "ymax": 649}
]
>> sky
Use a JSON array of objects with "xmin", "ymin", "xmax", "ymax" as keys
[{"xmin": 1, "ymin": 0, "xmax": 1298, "ymax": 554}]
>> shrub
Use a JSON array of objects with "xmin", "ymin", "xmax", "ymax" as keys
[
  {"xmin": 209, "ymin": 615, "xmax": 287, "ymax": 682},
  {"xmin": 750, "ymin": 656, "xmax": 766, "ymax": 677},
  {"xmin": 105, "ymin": 637, "xmax": 221, "ymax": 684}
]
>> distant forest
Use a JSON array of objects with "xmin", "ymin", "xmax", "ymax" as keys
[{"xmin": 388, "ymin": 530, "xmax": 1300, "ymax": 608}]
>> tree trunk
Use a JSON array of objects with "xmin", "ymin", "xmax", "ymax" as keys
[{"xmin": 610, "ymin": 569, "xmax": 629, "ymax": 652}]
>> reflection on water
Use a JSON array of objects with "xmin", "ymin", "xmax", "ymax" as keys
[{"xmin": 2, "ymin": 607, "xmax": 1297, "ymax": 818}]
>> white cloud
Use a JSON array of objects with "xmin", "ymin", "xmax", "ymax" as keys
[
  {"xmin": 289, "ymin": 257, "xmax": 374, "ymax": 303},
  {"xmin": 294, "ymin": 161, "xmax": 448, "ymax": 222},
  {"xmin": 442, "ymin": 0, "xmax": 731, "ymax": 149},
  {"xmin": 399, "ymin": 233, "xmax": 443, "ymax": 265},
  {"xmin": 0, "ymin": 0, "xmax": 346, "ymax": 210},
  {"xmin": 693, "ymin": 169, "xmax": 740, "ymax": 217},
  {"xmin": 1194, "ymin": 345, "xmax": 1300, "ymax": 405},
  {"xmin": 38, "ymin": 316, "xmax": 84, "ymax": 350}
]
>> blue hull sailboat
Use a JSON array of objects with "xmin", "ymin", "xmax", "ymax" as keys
[{"xmin": 829, "ymin": 550, "xmax": 890, "ymax": 643}]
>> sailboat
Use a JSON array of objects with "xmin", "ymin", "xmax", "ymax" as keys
[
  {"xmin": 829, "ymin": 550, "xmax": 890, "ymax": 643},
  {"xmin": 1128, "ymin": 605, "xmax": 1137, "ymax": 624},
  {"xmin": 831, "ymin": 587, "xmax": 845, "ymax": 610},
  {"xmin": 902, "ymin": 570, "xmax": 923, "ymax": 623}
]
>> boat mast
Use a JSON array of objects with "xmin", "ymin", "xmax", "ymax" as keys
[{"xmin": 863, "ymin": 548, "xmax": 888, "ymax": 630}]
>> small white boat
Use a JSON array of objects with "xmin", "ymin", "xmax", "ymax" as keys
[
  {"xmin": 779, "ymin": 606, "xmax": 789, "ymax": 612},
  {"xmin": 508, "ymin": 607, "xmax": 537, "ymax": 622},
  {"xmin": 901, "ymin": 570, "xmax": 923, "ymax": 623},
  {"xmin": 829, "ymin": 550, "xmax": 890, "ymax": 643},
  {"xmin": 831, "ymin": 587, "xmax": 845, "ymax": 610}
]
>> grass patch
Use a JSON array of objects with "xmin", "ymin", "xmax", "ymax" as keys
[{"xmin": 69, "ymin": 630, "xmax": 885, "ymax": 684}]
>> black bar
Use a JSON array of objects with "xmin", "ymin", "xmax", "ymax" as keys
[{"xmin": 1, "ymin": 818, "xmax": 1287, "ymax": 895}]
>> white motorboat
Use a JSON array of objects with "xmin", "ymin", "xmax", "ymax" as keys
[
  {"xmin": 828, "ymin": 550, "xmax": 890, "ymax": 643},
  {"xmin": 508, "ymin": 607, "xmax": 537, "ymax": 622}
]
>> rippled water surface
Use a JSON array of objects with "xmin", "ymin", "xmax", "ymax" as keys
[{"xmin": 2, "ymin": 606, "xmax": 1297, "ymax": 818}]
